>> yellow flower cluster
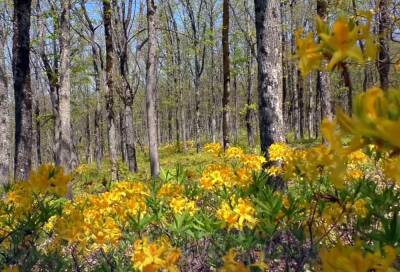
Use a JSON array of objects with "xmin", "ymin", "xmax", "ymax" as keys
[
  {"xmin": 54, "ymin": 181, "xmax": 149, "ymax": 254},
  {"xmin": 218, "ymin": 249, "xmax": 268, "ymax": 272},
  {"xmin": 169, "ymin": 196, "xmax": 198, "ymax": 216},
  {"xmin": 225, "ymin": 147, "xmax": 244, "ymax": 159},
  {"xmin": 4, "ymin": 164, "xmax": 70, "ymax": 219},
  {"xmin": 200, "ymin": 145, "xmax": 265, "ymax": 190},
  {"xmin": 217, "ymin": 197, "xmax": 257, "ymax": 231},
  {"xmin": 321, "ymin": 87, "xmax": 400, "ymax": 186},
  {"xmin": 320, "ymin": 243, "xmax": 396, "ymax": 272},
  {"xmin": 204, "ymin": 143, "xmax": 222, "ymax": 156},
  {"xmin": 267, "ymin": 141, "xmax": 372, "ymax": 187},
  {"xmin": 295, "ymin": 12, "xmax": 376, "ymax": 75},
  {"xmin": 131, "ymin": 237, "xmax": 181, "ymax": 272},
  {"xmin": 157, "ymin": 182, "xmax": 184, "ymax": 199}
]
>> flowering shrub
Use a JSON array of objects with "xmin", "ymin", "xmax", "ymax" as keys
[{"xmin": 1, "ymin": 11, "xmax": 400, "ymax": 271}]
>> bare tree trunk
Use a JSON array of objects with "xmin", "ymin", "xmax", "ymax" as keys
[
  {"xmin": 308, "ymin": 75, "xmax": 315, "ymax": 138},
  {"xmin": 297, "ymin": 70, "xmax": 304, "ymax": 139},
  {"xmin": 167, "ymin": 88, "xmax": 173, "ymax": 143},
  {"xmin": 233, "ymin": 75, "xmax": 239, "ymax": 144},
  {"xmin": 244, "ymin": 3, "xmax": 255, "ymax": 148},
  {"xmin": 34, "ymin": 97, "xmax": 41, "ymax": 166},
  {"xmin": 317, "ymin": 0, "xmax": 332, "ymax": 121},
  {"xmin": 254, "ymin": 0, "xmax": 285, "ymax": 155},
  {"xmin": 245, "ymin": 56, "xmax": 255, "ymax": 147},
  {"xmin": 222, "ymin": 0, "xmax": 231, "ymax": 149},
  {"xmin": 119, "ymin": 111, "xmax": 127, "ymax": 162},
  {"xmin": 377, "ymin": 0, "xmax": 391, "ymax": 90},
  {"xmin": 125, "ymin": 103, "xmax": 138, "ymax": 172},
  {"xmin": 0, "ymin": 27, "xmax": 10, "ymax": 184},
  {"xmin": 32, "ymin": 65, "xmax": 42, "ymax": 168},
  {"xmin": 81, "ymin": 0, "xmax": 104, "ymax": 168},
  {"xmin": 146, "ymin": 0, "xmax": 160, "ymax": 178},
  {"xmin": 85, "ymin": 107, "xmax": 92, "ymax": 163},
  {"xmin": 103, "ymin": 0, "xmax": 118, "ymax": 181},
  {"xmin": 167, "ymin": 0, "xmax": 186, "ymax": 149},
  {"xmin": 208, "ymin": 5, "xmax": 217, "ymax": 144},
  {"xmin": 58, "ymin": 0, "xmax": 72, "ymax": 172},
  {"xmin": 13, "ymin": 0, "xmax": 33, "ymax": 181}
]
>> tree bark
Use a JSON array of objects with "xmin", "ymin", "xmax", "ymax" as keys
[
  {"xmin": 222, "ymin": 0, "xmax": 231, "ymax": 149},
  {"xmin": 297, "ymin": 70, "xmax": 304, "ymax": 139},
  {"xmin": 0, "ymin": 27, "xmax": 10, "ymax": 184},
  {"xmin": 317, "ymin": 0, "xmax": 333, "ymax": 121},
  {"xmin": 377, "ymin": 0, "xmax": 391, "ymax": 90},
  {"xmin": 103, "ymin": 0, "xmax": 119, "ymax": 181},
  {"xmin": 58, "ymin": 0, "xmax": 73, "ymax": 172},
  {"xmin": 254, "ymin": 0, "xmax": 285, "ymax": 155},
  {"xmin": 244, "ymin": 1, "xmax": 255, "ymax": 148},
  {"xmin": 13, "ymin": 0, "xmax": 33, "ymax": 181},
  {"xmin": 125, "ymin": 103, "xmax": 138, "ymax": 172},
  {"xmin": 146, "ymin": 0, "xmax": 160, "ymax": 178}
]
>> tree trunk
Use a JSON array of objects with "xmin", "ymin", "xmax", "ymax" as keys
[
  {"xmin": 13, "ymin": 0, "xmax": 33, "ymax": 181},
  {"xmin": 103, "ymin": 0, "xmax": 118, "ymax": 181},
  {"xmin": 222, "ymin": 0, "xmax": 231, "ymax": 149},
  {"xmin": 0, "ymin": 27, "xmax": 10, "ymax": 184},
  {"xmin": 58, "ymin": 0, "xmax": 72, "ymax": 172},
  {"xmin": 254, "ymin": 0, "xmax": 285, "ymax": 155},
  {"xmin": 233, "ymin": 75, "xmax": 239, "ymax": 144},
  {"xmin": 85, "ymin": 112, "xmax": 92, "ymax": 163},
  {"xmin": 245, "ymin": 55, "xmax": 255, "ymax": 147},
  {"xmin": 297, "ymin": 70, "xmax": 304, "ymax": 139},
  {"xmin": 81, "ymin": 0, "xmax": 104, "ymax": 168},
  {"xmin": 377, "ymin": 0, "xmax": 390, "ymax": 90},
  {"xmin": 125, "ymin": 103, "xmax": 138, "ymax": 172},
  {"xmin": 317, "ymin": 0, "xmax": 333, "ymax": 121},
  {"xmin": 146, "ymin": 0, "xmax": 160, "ymax": 178}
]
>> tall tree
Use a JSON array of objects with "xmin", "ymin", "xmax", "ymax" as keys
[
  {"xmin": 115, "ymin": 0, "xmax": 138, "ymax": 173},
  {"xmin": 58, "ymin": 0, "xmax": 73, "ymax": 171},
  {"xmin": 0, "ymin": 24, "xmax": 10, "ymax": 184},
  {"xmin": 316, "ymin": 0, "xmax": 332, "ymax": 121},
  {"xmin": 222, "ymin": 0, "xmax": 231, "ymax": 149},
  {"xmin": 180, "ymin": 0, "xmax": 206, "ymax": 153},
  {"xmin": 13, "ymin": 0, "xmax": 33, "ymax": 181},
  {"xmin": 80, "ymin": 0, "xmax": 104, "ymax": 168},
  {"xmin": 103, "ymin": 0, "xmax": 119, "ymax": 181},
  {"xmin": 146, "ymin": 0, "xmax": 160, "ymax": 177},
  {"xmin": 254, "ymin": 0, "xmax": 285, "ymax": 155},
  {"xmin": 377, "ymin": 0, "xmax": 391, "ymax": 90}
]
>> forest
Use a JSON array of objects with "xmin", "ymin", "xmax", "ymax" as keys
[{"xmin": 1, "ymin": 0, "xmax": 400, "ymax": 271}]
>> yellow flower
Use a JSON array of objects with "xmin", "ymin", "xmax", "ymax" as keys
[
  {"xmin": 240, "ymin": 154, "xmax": 266, "ymax": 171},
  {"xmin": 268, "ymin": 143, "xmax": 293, "ymax": 162},
  {"xmin": 204, "ymin": 143, "xmax": 222, "ymax": 156},
  {"xmin": 219, "ymin": 249, "xmax": 268, "ymax": 272},
  {"xmin": 226, "ymin": 147, "xmax": 244, "ymax": 159},
  {"xmin": 352, "ymin": 199, "xmax": 368, "ymax": 218},
  {"xmin": 217, "ymin": 198, "xmax": 257, "ymax": 231},
  {"xmin": 1, "ymin": 266, "xmax": 19, "ymax": 272},
  {"xmin": 336, "ymin": 88, "xmax": 400, "ymax": 151},
  {"xmin": 320, "ymin": 244, "xmax": 396, "ymax": 272},
  {"xmin": 319, "ymin": 18, "xmax": 364, "ymax": 70},
  {"xmin": 158, "ymin": 182, "xmax": 184, "ymax": 199},
  {"xmin": 322, "ymin": 203, "xmax": 344, "ymax": 225},
  {"xmin": 267, "ymin": 166, "xmax": 282, "ymax": 177},
  {"xmin": 29, "ymin": 164, "xmax": 70, "ymax": 196},
  {"xmin": 218, "ymin": 249, "xmax": 249, "ymax": 272},
  {"xmin": 169, "ymin": 197, "xmax": 197, "ymax": 216},
  {"xmin": 295, "ymin": 29, "xmax": 323, "ymax": 76},
  {"xmin": 236, "ymin": 168, "xmax": 252, "ymax": 187},
  {"xmin": 131, "ymin": 237, "xmax": 181, "ymax": 272},
  {"xmin": 383, "ymin": 156, "xmax": 400, "ymax": 185}
]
